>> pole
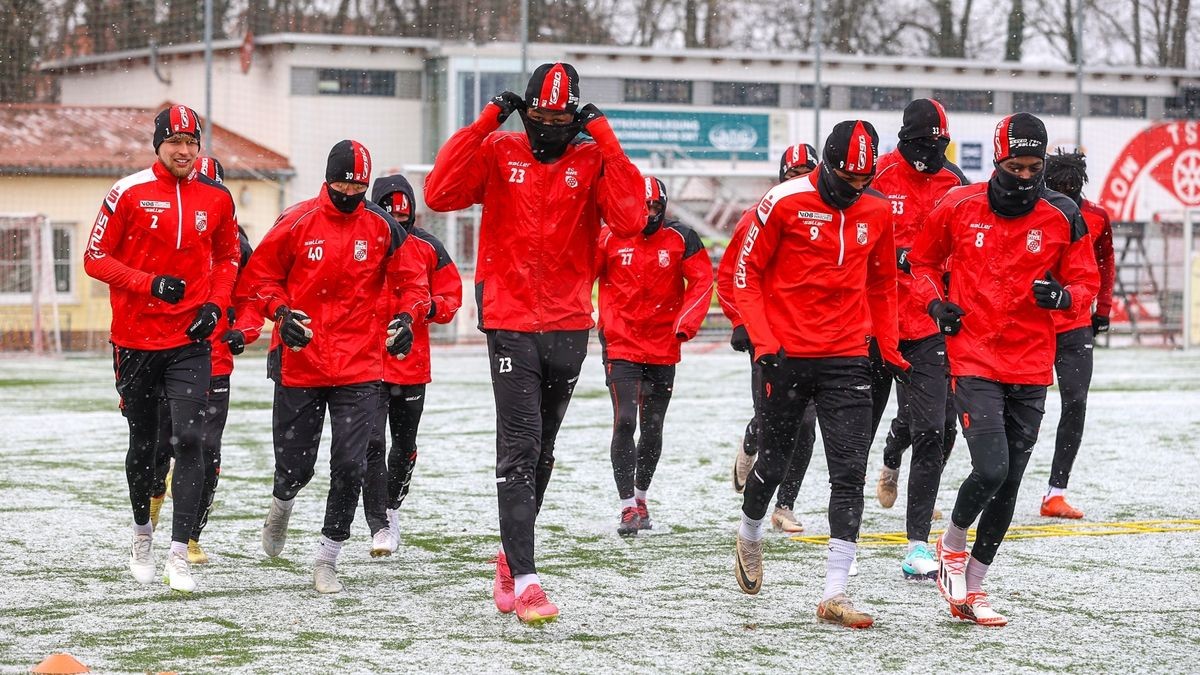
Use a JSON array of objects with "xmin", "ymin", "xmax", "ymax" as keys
[
  {"xmin": 204, "ymin": 0, "xmax": 214, "ymax": 154},
  {"xmin": 520, "ymin": 0, "xmax": 529, "ymax": 78},
  {"xmin": 1185, "ymin": 209, "xmax": 1195, "ymax": 350},
  {"xmin": 813, "ymin": 1, "xmax": 823, "ymax": 144},
  {"xmin": 1073, "ymin": 0, "xmax": 1084, "ymax": 149}
]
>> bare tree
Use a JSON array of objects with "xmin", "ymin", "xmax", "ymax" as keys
[{"xmin": 1005, "ymin": 0, "xmax": 1026, "ymax": 61}]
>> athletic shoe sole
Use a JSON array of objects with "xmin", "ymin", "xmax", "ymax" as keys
[
  {"xmin": 902, "ymin": 567, "xmax": 938, "ymax": 581},
  {"xmin": 950, "ymin": 602, "xmax": 1008, "ymax": 627}
]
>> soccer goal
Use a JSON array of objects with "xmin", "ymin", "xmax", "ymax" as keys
[{"xmin": 0, "ymin": 214, "xmax": 63, "ymax": 355}]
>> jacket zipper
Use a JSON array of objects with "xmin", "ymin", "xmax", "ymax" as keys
[
  {"xmin": 175, "ymin": 181, "xmax": 183, "ymax": 249},
  {"xmin": 837, "ymin": 209, "xmax": 845, "ymax": 266}
]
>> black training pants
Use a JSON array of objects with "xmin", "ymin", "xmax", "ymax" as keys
[
  {"xmin": 742, "ymin": 356, "xmax": 872, "ymax": 542},
  {"xmin": 113, "ymin": 341, "xmax": 211, "ymax": 544},
  {"xmin": 887, "ymin": 335, "xmax": 951, "ymax": 542},
  {"xmin": 272, "ymin": 382, "xmax": 379, "ymax": 542},
  {"xmin": 1050, "ymin": 327, "xmax": 1094, "ymax": 489},
  {"xmin": 488, "ymin": 329, "xmax": 588, "ymax": 577},
  {"xmin": 742, "ymin": 355, "xmax": 815, "ymax": 510},
  {"xmin": 362, "ymin": 382, "xmax": 426, "ymax": 534},
  {"xmin": 949, "ymin": 376, "xmax": 1047, "ymax": 565},
  {"xmin": 605, "ymin": 360, "xmax": 675, "ymax": 500}
]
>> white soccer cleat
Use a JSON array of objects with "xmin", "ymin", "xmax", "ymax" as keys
[
  {"xmin": 129, "ymin": 532, "xmax": 155, "ymax": 584},
  {"xmin": 902, "ymin": 543, "xmax": 938, "ymax": 580},
  {"xmin": 314, "ymin": 560, "xmax": 344, "ymax": 594},
  {"xmin": 163, "ymin": 550, "xmax": 196, "ymax": 593},
  {"xmin": 370, "ymin": 528, "xmax": 395, "ymax": 558},
  {"xmin": 262, "ymin": 497, "xmax": 293, "ymax": 558},
  {"xmin": 951, "ymin": 591, "xmax": 1009, "ymax": 626},
  {"xmin": 386, "ymin": 508, "xmax": 401, "ymax": 550},
  {"xmin": 936, "ymin": 533, "xmax": 969, "ymax": 604}
]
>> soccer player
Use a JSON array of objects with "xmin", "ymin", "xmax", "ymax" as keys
[
  {"xmin": 425, "ymin": 62, "xmax": 645, "ymax": 625},
  {"xmin": 718, "ymin": 143, "xmax": 818, "ymax": 533},
  {"xmin": 361, "ymin": 173, "xmax": 462, "ymax": 556},
  {"xmin": 732, "ymin": 121, "xmax": 909, "ymax": 629},
  {"xmin": 239, "ymin": 140, "xmax": 427, "ymax": 594},
  {"xmin": 596, "ymin": 176, "xmax": 713, "ymax": 536},
  {"xmin": 869, "ymin": 99, "xmax": 969, "ymax": 580},
  {"xmin": 1039, "ymin": 149, "xmax": 1115, "ymax": 519},
  {"xmin": 84, "ymin": 105, "xmax": 240, "ymax": 593},
  {"xmin": 910, "ymin": 113, "xmax": 1098, "ymax": 626}
]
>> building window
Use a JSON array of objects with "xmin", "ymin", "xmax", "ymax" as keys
[
  {"xmin": 624, "ymin": 79, "xmax": 693, "ymax": 104},
  {"xmin": 0, "ymin": 221, "xmax": 72, "ymax": 301},
  {"xmin": 712, "ymin": 81, "xmax": 779, "ymax": 107},
  {"xmin": 849, "ymin": 86, "xmax": 914, "ymax": 111},
  {"xmin": 798, "ymin": 84, "xmax": 830, "ymax": 109},
  {"xmin": 1090, "ymin": 94, "xmax": 1147, "ymax": 118},
  {"xmin": 932, "ymin": 89, "xmax": 994, "ymax": 113},
  {"xmin": 315, "ymin": 69, "xmax": 396, "ymax": 97},
  {"xmin": 1165, "ymin": 88, "xmax": 1200, "ymax": 119},
  {"xmin": 457, "ymin": 72, "xmax": 525, "ymax": 128},
  {"xmin": 1012, "ymin": 92, "xmax": 1072, "ymax": 116}
]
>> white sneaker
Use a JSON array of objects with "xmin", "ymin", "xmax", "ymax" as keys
[
  {"xmin": 262, "ymin": 497, "xmax": 293, "ymax": 558},
  {"xmin": 163, "ymin": 550, "xmax": 196, "ymax": 593},
  {"xmin": 370, "ymin": 528, "xmax": 395, "ymax": 558},
  {"xmin": 386, "ymin": 508, "xmax": 401, "ymax": 550},
  {"xmin": 314, "ymin": 560, "xmax": 344, "ymax": 594},
  {"xmin": 129, "ymin": 532, "xmax": 155, "ymax": 584}
]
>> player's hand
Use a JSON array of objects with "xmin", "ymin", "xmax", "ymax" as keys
[
  {"xmin": 755, "ymin": 348, "xmax": 784, "ymax": 369},
  {"xmin": 426, "ymin": 299, "xmax": 438, "ymax": 321},
  {"xmin": 576, "ymin": 103, "xmax": 606, "ymax": 129},
  {"xmin": 185, "ymin": 303, "xmax": 222, "ymax": 341},
  {"xmin": 489, "ymin": 91, "xmax": 525, "ymax": 123},
  {"xmin": 276, "ymin": 307, "xmax": 313, "ymax": 351},
  {"xmin": 1091, "ymin": 313, "xmax": 1110, "ymax": 336},
  {"xmin": 386, "ymin": 313, "xmax": 414, "ymax": 358},
  {"xmin": 1033, "ymin": 272, "xmax": 1072, "ymax": 310},
  {"xmin": 151, "ymin": 275, "xmax": 186, "ymax": 304},
  {"xmin": 730, "ymin": 325, "xmax": 752, "ymax": 352},
  {"xmin": 896, "ymin": 247, "xmax": 912, "ymax": 274},
  {"xmin": 221, "ymin": 329, "xmax": 246, "ymax": 355},
  {"xmin": 927, "ymin": 299, "xmax": 965, "ymax": 336},
  {"xmin": 884, "ymin": 359, "xmax": 912, "ymax": 385}
]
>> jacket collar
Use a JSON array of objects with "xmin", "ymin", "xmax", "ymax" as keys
[{"xmin": 152, "ymin": 159, "xmax": 195, "ymax": 187}]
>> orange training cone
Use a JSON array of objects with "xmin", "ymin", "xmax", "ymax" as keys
[{"xmin": 30, "ymin": 653, "xmax": 89, "ymax": 673}]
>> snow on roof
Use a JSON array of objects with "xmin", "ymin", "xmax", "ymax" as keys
[{"xmin": 0, "ymin": 103, "xmax": 293, "ymax": 179}]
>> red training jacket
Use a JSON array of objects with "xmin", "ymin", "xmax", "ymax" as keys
[
  {"xmin": 238, "ymin": 187, "xmax": 427, "ymax": 388},
  {"xmin": 84, "ymin": 161, "xmax": 240, "ymax": 351},
  {"xmin": 379, "ymin": 228, "xmax": 462, "ymax": 385},
  {"xmin": 909, "ymin": 182, "xmax": 1100, "ymax": 385},
  {"xmin": 1054, "ymin": 199, "xmax": 1115, "ymax": 333},
  {"xmin": 716, "ymin": 207, "xmax": 755, "ymax": 330},
  {"xmin": 424, "ymin": 102, "xmax": 646, "ymax": 332},
  {"xmin": 732, "ymin": 168, "xmax": 905, "ymax": 366},
  {"xmin": 871, "ymin": 149, "xmax": 969, "ymax": 341},
  {"xmin": 597, "ymin": 220, "xmax": 714, "ymax": 365}
]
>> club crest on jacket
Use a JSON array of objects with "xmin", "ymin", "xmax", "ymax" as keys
[
  {"xmin": 857, "ymin": 222, "xmax": 868, "ymax": 245},
  {"xmin": 1027, "ymin": 229, "xmax": 1042, "ymax": 253},
  {"xmin": 354, "ymin": 239, "xmax": 368, "ymax": 261},
  {"xmin": 658, "ymin": 249, "xmax": 670, "ymax": 267},
  {"xmin": 195, "ymin": 211, "xmax": 207, "ymax": 232}
]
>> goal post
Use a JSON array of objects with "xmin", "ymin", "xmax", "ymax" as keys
[{"xmin": 0, "ymin": 213, "xmax": 63, "ymax": 355}]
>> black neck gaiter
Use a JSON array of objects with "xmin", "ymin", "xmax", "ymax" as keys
[
  {"xmin": 898, "ymin": 137, "xmax": 949, "ymax": 174},
  {"xmin": 520, "ymin": 112, "xmax": 582, "ymax": 163},
  {"xmin": 817, "ymin": 165, "xmax": 867, "ymax": 210},
  {"xmin": 987, "ymin": 165, "xmax": 1044, "ymax": 218},
  {"xmin": 327, "ymin": 185, "xmax": 365, "ymax": 214}
]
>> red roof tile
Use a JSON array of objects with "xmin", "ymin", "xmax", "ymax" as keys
[{"xmin": 0, "ymin": 103, "xmax": 293, "ymax": 178}]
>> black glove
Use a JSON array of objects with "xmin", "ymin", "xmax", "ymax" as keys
[
  {"xmin": 426, "ymin": 299, "xmax": 438, "ymax": 321},
  {"xmin": 576, "ymin": 103, "xmax": 605, "ymax": 129},
  {"xmin": 896, "ymin": 247, "xmax": 912, "ymax": 275},
  {"xmin": 1033, "ymin": 272, "xmax": 1072, "ymax": 310},
  {"xmin": 730, "ymin": 325, "xmax": 752, "ymax": 352},
  {"xmin": 386, "ymin": 313, "xmax": 415, "ymax": 357},
  {"xmin": 185, "ymin": 302, "xmax": 221, "ymax": 341},
  {"xmin": 756, "ymin": 348, "xmax": 785, "ymax": 369},
  {"xmin": 221, "ymin": 329, "xmax": 246, "ymax": 355},
  {"xmin": 884, "ymin": 359, "xmax": 912, "ymax": 385},
  {"xmin": 276, "ymin": 307, "xmax": 313, "ymax": 351},
  {"xmin": 150, "ymin": 275, "xmax": 186, "ymax": 304},
  {"xmin": 928, "ymin": 299, "xmax": 965, "ymax": 336},
  {"xmin": 1092, "ymin": 314, "xmax": 1110, "ymax": 336},
  {"xmin": 490, "ymin": 91, "xmax": 525, "ymax": 123}
]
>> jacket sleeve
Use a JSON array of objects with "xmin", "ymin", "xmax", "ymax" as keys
[
  {"xmin": 1056, "ymin": 211, "xmax": 1100, "ymax": 317},
  {"xmin": 424, "ymin": 104, "xmax": 503, "ymax": 212},
  {"xmin": 1093, "ymin": 207, "xmax": 1116, "ymax": 317},
  {"xmin": 83, "ymin": 192, "xmax": 155, "ymax": 293},
  {"xmin": 595, "ymin": 227, "xmax": 612, "ymax": 281},
  {"xmin": 866, "ymin": 214, "xmax": 905, "ymax": 368},
  {"xmin": 387, "ymin": 248, "xmax": 432, "ymax": 322},
  {"xmin": 589, "ymin": 121, "xmax": 646, "ymax": 239},
  {"xmin": 231, "ymin": 294, "xmax": 267, "ymax": 345},
  {"xmin": 429, "ymin": 255, "xmax": 463, "ymax": 325},
  {"xmin": 205, "ymin": 199, "xmax": 241, "ymax": 309},
  {"xmin": 731, "ymin": 201, "xmax": 784, "ymax": 360},
  {"xmin": 673, "ymin": 229, "xmax": 714, "ymax": 340},
  {"xmin": 716, "ymin": 212, "xmax": 752, "ymax": 327},
  {"xmin": 236, "ymin": 213, "xmax": 297, "ymax": 320},
  {"xmin": 908, "ymin": 198, "xmax": 955, "ymax": 310}
]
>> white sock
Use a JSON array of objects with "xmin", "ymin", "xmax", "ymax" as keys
[
  {"xmin": 315, "ymin": 536, "xmax": 343, "ymax": 564},
  {"xmin": 907, "ymin": 539, "xmax": 925, "ymax": 553},
  {"xmin": 1046, "ymin": 486, "xmax": 1066, "ymax": 499},
  {"xmin": 823, "ymin": 538, "xmax": 857, "ymax": 600},
  {"xmin": 514, "ymin": 573, "xmax": 540, "ymax": 597},
  {"xmin": 133, "ymin": 521, "xmax": 152, "ymax": 536},
  {"xmin": 621, "ymin": 497, "xmax": 637, "ymax": 509},
  {"xmin": 169, "ymin": 540, "xmax": 188, "ymax": 557},
  {"xmin": 739, "ymin": 513, "xmax": 764, "ymax": 542},
  {"xmin": 634, "ymin": 488, "xmax": 648, "ymax": 502},
  {"xmin": 275, "ymin": 496, "xmax": 295, "ymax": 511},
  {"xmin": 943, "ymin": 523, "xmax": 969, "ymax": 552},
  {"xmin": 966, "ymin": 556, "xmax": 989, "ymax": 594}
]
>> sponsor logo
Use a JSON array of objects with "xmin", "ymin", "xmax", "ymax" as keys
[
  {"xmin": 969, "ymin": 223, "xmax": 993, "ymax": 230},
  {"xmin": 857, "ymin": 222, "xmax": 869, "ymax": 245},
  {"xmin": 304, "ymin": 239, "xmax": 325, "ymax": 247},
  {"xmin": 140, "ymin": 200, "xmax": 171, "ymax": 210},
  {"xmin": 107, "ymin": 188, "xmax": 120, "ymax": 204},
  {"xmin": 797, "ymin": 210, "xmax": 833, "ymax": 222},
  {"xmin": 734, "ymin": 223, "xmax": 760, "ymax": 289},
  {"xmin": 855, "ymin": 134, "xmax": 868, "ymax": 171},
  {"xmin": 195, "ymin": 211, "xmax": 207, "ymax": 232},
  {"xmin": 354, "ymin": 239, "xmax": 368, "ymax": 262},
  {"xmin": 757, "ymin": 195, "xmax": 774, "ymax": 218},
  {"xmin": 709, "ymin": 123, "xmax": 758, "ymax": 152},
  {"xmin": 88, "ymin": 212, "xmax": 109, "ymax": 257},
  {"xmin": 658, "ymin": 249, "xmax": 670, "ymax": 267},
  {"xmin": 507, "ymin": 160, "xmax": 531, "ymax": 168},
  {"xmin": 1027, "ymin": 229, "xmax": 1042, "ymax": 253},
  {"xmin": 549, "ymin": 70, "xmax": 562, "ymax": 105}
]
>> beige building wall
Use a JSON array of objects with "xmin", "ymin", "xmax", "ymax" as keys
[{"xmin": 0, "ymin": 173, "xmax": 285, "ymax": 349}]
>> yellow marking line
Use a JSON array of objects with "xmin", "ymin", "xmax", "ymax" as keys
[{"xmin": 790, "ymin": 519, "xmax": 1200, "ymax": 546}]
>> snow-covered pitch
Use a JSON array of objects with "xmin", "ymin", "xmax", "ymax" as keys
[{"xmin": 0, "ymin": 345, "xmax": 1196, "ymax": 672}]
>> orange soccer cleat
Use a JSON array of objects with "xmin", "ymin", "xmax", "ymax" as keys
[
  {"xmin": 492, "ymin": 552, "xmax": 516, "ymax": 614},
  {"xmin": 1040, "ymin": 495, "xmax": 1084, "ymax": 519},
  {"xmin": 515, "ymin": 584, "xmax": 559, "ymax": 626}
]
